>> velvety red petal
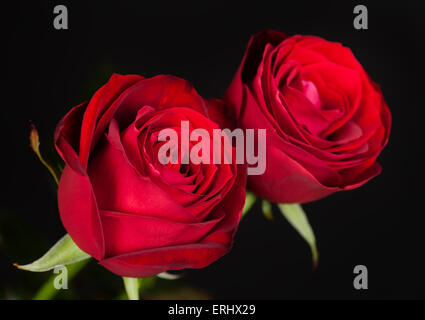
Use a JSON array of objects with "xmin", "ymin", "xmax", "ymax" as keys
[
  {"xmin": 247, "ymin": 143, "xmax": 339, "ymax": 203},
  {"xmin": 100, "ymin": 210, "xmax": 222, "ymax": 258},
  {"xmin": 58, "ymin": 166, "xmax": 105, "ymax": 259},
  {"xmin": 88, "ymin": 119, "xmax": 196, "ymax": 223},
  {"xmin": 55, "ymin": 102, "xmax": 105, "ymax": 259},
  {"xmin": 99, "ymin": 243, "xmax": 228, "ymax": 277},
  {"xmin": 79, "ymin": 74, "xmax": 144, "ymax": 169}
]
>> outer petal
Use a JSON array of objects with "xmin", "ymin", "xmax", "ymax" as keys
[
  {"xmin": 79, "ymin": 74, "xmax": 144, "ymax": 169},
  {"xmin": 248, "ymin": 144, "xmax": 338, "ymax": 203},
  {"xmin": 99, "ymin": 243, "xmax": 228, "ymax": 277},
  {"xmin": 100, "ymin": 210, "xmax": 222, "ymax": 258},
  {"xmin": 55, "ymin": 103, "xmax": 105, "ymax": 259},
  {"xmin": 206, "ymin": 98, "xmax": 236, "ymax": 130},
  {"xmin": 224, "ymin": 30, "xmax": 288, "ymax": 119},
  {"xmin": 111, "ymin": 75, "xmax": 209, "ymax": 127},
  {"xmin": 58, "ymin": 167, "xmax": 105, "ymax": 259}
]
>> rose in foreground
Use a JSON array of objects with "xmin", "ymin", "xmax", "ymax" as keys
[
  {"xmin": 225, "ymin": 30, "xmax": 391, "ymax": 203},
  {"xmin": 55, "ymin": 74, "xmax": 246, "ymax": 277}
]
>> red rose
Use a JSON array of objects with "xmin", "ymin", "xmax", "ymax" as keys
[
  {"xmin": 55, "ymin": 74, "xmax": 246, "ymax": 277},
  {"xmin": 225, "ymin": 30, "xmax": 391, "ymax": 203}
]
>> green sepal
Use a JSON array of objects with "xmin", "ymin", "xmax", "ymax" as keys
[
  {"xmin": 278, "ymin": 203, "xmax": 319, "ymax": 268},
  {"xmin": 157, "ymin": 272, "xmax": 183, "ymax": 280},
  {"xmin": 15, "ymin": 234, "xmax": 91, "ymax": 272},
  {"xmin": 241, "ymin": 191, "xmax": 256, "ymax": 218},
  {"xmin": 262, "ymin": 199, "xmax": 274, "ymax": 220}
]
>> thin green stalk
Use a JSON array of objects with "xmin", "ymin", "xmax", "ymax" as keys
[
  {"xmin": 33, "ymin": 259, "xmax": 89, "ymax": 300},
  {"xmin": 123, "ymin": 277, "xmax": 140, "ymax": 300}
]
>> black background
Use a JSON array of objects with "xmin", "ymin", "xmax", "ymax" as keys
[{"xmin": 1, "ymin": 0, "xmax": 424, "ymax": 299}]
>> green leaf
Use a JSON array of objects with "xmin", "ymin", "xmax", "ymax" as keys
[
  {"xmin": 15, "ymin": 234, "xmax": 91, "ymax": 272},
  {"xmin": 278, "ymin": 203, "xmax": 319, "ymax": 268},
  {"xmin": 262, "ymin": 199, "xmax": 274, "ymax": 220},
  {"xmin": 123, "ymin": 277, "xmax": 140, "ymax": 300},
  {"xmin": 241, "ymin": 191, "xmax": 256, "ymax": 218}
]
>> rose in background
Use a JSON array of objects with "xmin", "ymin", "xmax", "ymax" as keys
[
  {"xmin": 225, "ymin": 30, "xmax": 391, "ymax": 203},
  {"xmin": 55, "ymin": 74, "xmax": 246, "ymax": 277}
]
